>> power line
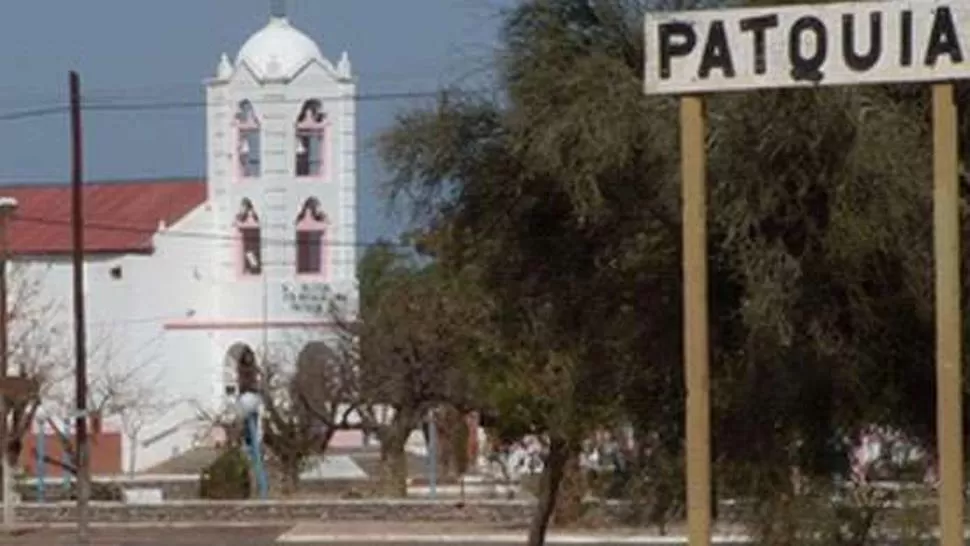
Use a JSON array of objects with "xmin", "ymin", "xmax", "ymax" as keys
[
  {"xmin": 9, "ymin": 212, "xmax": 684, "ymax": 282},
  {"xmin": 0, "ymin": 88, "xmax": 480, "ymax": 124},
  {"xmin": 84, "ymin": 90, "xmax": 445, "ymax": 112},
  {"xmin": 0, "ymin": 105, "xmax": 68, "ymax": 122},
  {"xmin": 11, "ymin": 213, "xmax": 407, "ymax": 249},
  {"xmin": 0, "ymin": 61, "xmax": 493, "ymax": 106}
]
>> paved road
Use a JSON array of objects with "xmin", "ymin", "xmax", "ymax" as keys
[
  {"xmin": 0, "ymin": 525, "xmax": 954, "ymax": 546},
  {"xmin": 277, "ymin": 540, "xmax": 752, "ymax": 546},
  {"xmin": 0, "ymin": 526, "xmax": 287, "ymax": 546},
  {"xmin": 274, "ymin": 522, "xmax": 750, "ymax": 545},
  {"xmin": 0, "ymin": 524, "xmax": 751, "ymax": 546}
]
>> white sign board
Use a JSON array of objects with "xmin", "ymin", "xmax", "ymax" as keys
[
  {"xmin": 644, "ymin": 1, "xmax": 970, "ymax": 94},
  {"xmin": 123, "ymin": 488, "xmax": 164, "ymax": 505}
]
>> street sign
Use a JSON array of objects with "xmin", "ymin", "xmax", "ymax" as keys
[
  {"xmin": 0, "ymin": 376, "xmax": 38, "ymax": 401},
  {"xmin": 644, "ymin": 1, "xmax": 970, "ymax": 94},
  {"xmin": 646, "ymin": 3, "xmax": 970, "ymax": 545}
]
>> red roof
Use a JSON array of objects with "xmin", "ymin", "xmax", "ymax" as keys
[{"xmin": 0, "ymin": 178, "xmax": 206, "ymax": 255}]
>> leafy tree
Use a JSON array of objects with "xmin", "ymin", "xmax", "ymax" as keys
[
  {"xmin": 379, "ymin": 1, "xmax": 683, "ymax": 541},
  {"xmin": 378, "ymin": 0, "xmax": 965, "ymax": 544},
  {"xmin": 259, "ymin": 356, "xmax": 357, "ymax": 495},
  {"xmin": 325, "ymin": 244, "xmax": 490, "ymax": 497}
]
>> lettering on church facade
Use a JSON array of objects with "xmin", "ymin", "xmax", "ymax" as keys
[
  {"xmin": 645, "ymin": 1, "xmax": 970, "ymax": 94},
  {"xmin": 281, "ymin": 281, "xmax": 332, "ymax": 314}
]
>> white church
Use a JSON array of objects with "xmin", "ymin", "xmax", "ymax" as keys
[{"xmin": 4, "ymin": 6, "xmax": 359, "ymax": 473}]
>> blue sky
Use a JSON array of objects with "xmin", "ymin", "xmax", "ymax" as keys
[{"xmin": 0, "ymin": 0, "xmax": 514, "ymax": 244}]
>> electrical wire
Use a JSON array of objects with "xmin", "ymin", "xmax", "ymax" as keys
[
  {"xmin": 0, "ymin": 87, "xmax": 484, "ymax": 124},
  {"xmin": 11, "ymin": 213, "xmax": 406, "ymax": 249},
  {"xmin": 84, "ymin": 90, "xmax": 448, "ymax": 110},
  {"xmin": 0, "ymin": 86, "xmax": 455, "ymax": 247},
  {"xmin": 0, "ymin": 85, "xmax": 483, "ymax": 251},
  {"xmin": 0, "ymin": 105, "xmax": 69, "ymax": 122}
]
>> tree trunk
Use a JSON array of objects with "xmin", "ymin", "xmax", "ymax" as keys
[
  {"xmin": 127, "ymin": 432, "xmax": 138, "ymax": 478},
  {"xmin": 280, "ymin": 458, "xmax": 301, "ymax": 496},
  {"xmin": 527, "ymin": 437, "xmax": 573, "ymax": 546},
  {"xmin": 436, "ymin": 407, "xmax": 463, "ymax": 480},
  {"xmin": 552, "ymin": 451, "xmax": 584, "ymax": 527},
  {"xmin": 378, "ymin": 431, "xmax": 409, "ymax": 498}
]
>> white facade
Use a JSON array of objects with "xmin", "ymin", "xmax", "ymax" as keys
[{"xmin": 15, "ymin": 12, "xmax": 358, "ymax": 473}]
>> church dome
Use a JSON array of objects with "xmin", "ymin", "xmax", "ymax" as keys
[{"xmin": 236, "ymin": 16, "xmax": 324, "ymax": 79}]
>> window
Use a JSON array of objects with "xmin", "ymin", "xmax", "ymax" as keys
[
  {"xmin": 235, "ymin": 101, "xmax": 261, "ymax": 178},
  {"xmin": 297, "ymin": 231, "xmax": 323, "ymax": 273},
  {"xmin": 295, "ymin": 197, "xmax": 327, "ymax": 275},
  {"xmin": 295, "ymin": 100, "xmax": 325, "ymax": 177},
  {"xmin": 235, "ymin": 198, "xmax": 262, "ymax": 276},
  {"xmin": 241, "ymin": 227, "xmax": 262, "ymax": 275}
]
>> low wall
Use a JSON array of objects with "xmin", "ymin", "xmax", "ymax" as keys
[
  {"xmin": 17, "ymin": 474, "xmax": 486, "ymax": 502},
  {"xmin": 10, "ymin": 498, "xmax": 757, "ymax": 526},
  {"xmin": 14, "ymin": 499, "xmax": 538, "ymax": 524},
  {"xmin": 16, "ymin": 476, "xmax": 369, "ymax": 502}
]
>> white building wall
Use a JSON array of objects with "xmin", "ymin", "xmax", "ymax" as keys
[
  {"xmin": 11, "ymin": 14, "xmax": 361, "ymax": 474},
  {"xmin": 204, "ymin": 25, "xmax": 359, "ymax": 375},
  {"xmin": 105, "ymin": 205, "xmax": 221, "ymax": 471}
]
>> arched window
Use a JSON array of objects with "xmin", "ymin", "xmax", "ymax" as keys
[
  {"xmin": 235, "ymin": 100, "xmax": 261, "ymax": 179},
  {"xmin": 235, "ymin": 198, "xmax": 262, "ymax": 276},
  {"xmin": 295, "ymin": 197, "xmax": 327, "ymax": 275},
  {"xmin": 295, "ymin": 100, "xmax": 326, "ymax": 178}
]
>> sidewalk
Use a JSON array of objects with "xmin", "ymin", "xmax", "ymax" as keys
[{"xmin": 276, "ymin": 522, "xmax": 753, "ymax": 544}]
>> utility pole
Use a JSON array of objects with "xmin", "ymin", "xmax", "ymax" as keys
[{"xmin": 69, "ymin": 70, "xmax": 90, "ymax": 545}]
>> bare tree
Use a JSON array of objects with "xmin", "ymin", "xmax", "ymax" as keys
[
  {"xmin": 257, "ymin": 351, "xmax": 360, "ymax": 495},
  {"xmin": 326, "ymin": 273, "xmax": 490, "ymax": 497},
  {"xmin": 39, "ymin": 325, "xmax": 174, "ymax": 477},
  {"xmin": 3, "ymin": 263, "xmax": 71, "ymax": 488},
  {"xmin": 90, "ymin": 331, "xmax": 173, "ymax": 476}
]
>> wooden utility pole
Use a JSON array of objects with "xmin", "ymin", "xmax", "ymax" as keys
[
  {"xmin": 69, "ymin": 70, "xmax": 90, "ymax": 544},
  {"xmin": 681, "ymin": 95, "xmax": 710, "ymax": 546},
  {"xmin": 932, "ymin": 82, "xmax": 963, "ymax": 546}
]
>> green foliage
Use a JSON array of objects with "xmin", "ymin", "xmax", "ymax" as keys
[
  {"xmin": 199, "ymin": 448, "xmax": 251, "ymax": 500},
  {"xmin": 748, "ymin": 481, "xmax": 934, "ymax": 546},
  {"xmin": 375, "ymin": 0, "xmax": 970, "ymax": 540},
  {"xmin": 356, "ymin": 239, "xmax": 417, "ymax": 314},
  {"xmin": 62, "ymin": 481, "xmax": 124, "ymax": 502},
  {"xmin": 343, "ymin": 241, "xmax": 494, "ymax": 496}
]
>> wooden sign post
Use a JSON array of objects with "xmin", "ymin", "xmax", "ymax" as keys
[{"xmin": 644, "ymin": 2, "xmax": 967, "ymax": 545}]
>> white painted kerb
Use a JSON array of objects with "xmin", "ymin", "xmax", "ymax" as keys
[{"xmin": 275, "ymin": 531, "xmax": 754, "ymax": 545}]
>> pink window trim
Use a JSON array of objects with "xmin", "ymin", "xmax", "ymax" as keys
[
  {"xmin": 295, "ymin": 127, "xmax": 329, "ymax": 180},
  {"xmin": 295, "ymin": 103, "xmax": 330, "ymax": 181},
  {"xmin": 236, "ymin": 125, "xmax": 261, "ymax": 181},
  {"xmin": 235, "ymin": 102, "xmax": 261, "ymax": 182},
  {"xmin": 234, "ymin": 216, "xmax": 262, "ymax": 280},
  {"xmin": 295, "ymin": 217, "xmax": 328, "ymax": 280}
]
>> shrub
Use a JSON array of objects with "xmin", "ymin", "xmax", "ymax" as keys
[
  {"xmin": 60, "ymin": 480, "xmax": 124, "ymax": 502},
  {"xmin": 200, "ymin": 448, "xmax": 251, "ymax": 499}
]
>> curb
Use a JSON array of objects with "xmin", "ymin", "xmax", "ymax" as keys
[{"xmin": 274, "ymin": 533, "xmax": 754, "ymax": 544}]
